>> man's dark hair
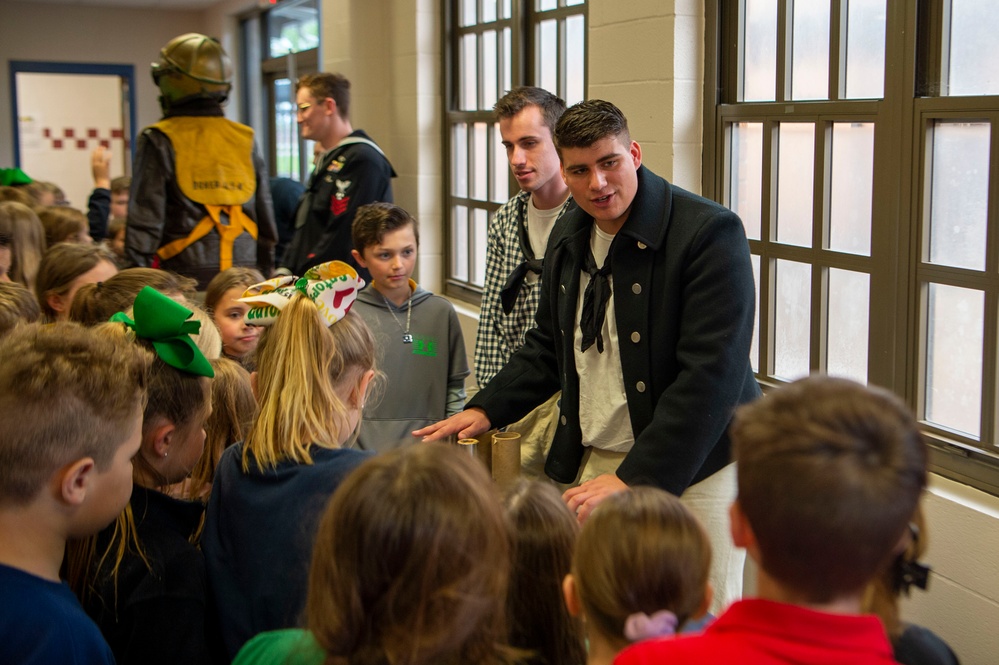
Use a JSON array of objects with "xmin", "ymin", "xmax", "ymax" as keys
[
  {"xmin": 554, "ymin": 99, "xmax": 631, "ymax": 153},
  {"xmin": 494, "ymin": 86, "xmax": 566, "ymax": 135},
  {"xmin": 297, "ymin": 73, "xmax": 351, "ymax": 120}
]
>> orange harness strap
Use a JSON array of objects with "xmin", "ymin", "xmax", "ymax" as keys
[{"xmin": 156, "ymin": 205, "xmax": 258, "ymax": 271}]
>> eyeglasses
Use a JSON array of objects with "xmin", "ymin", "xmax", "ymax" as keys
[{"xmin": 296, "ymin": 103, "xmax": 312, "ymax": 113}]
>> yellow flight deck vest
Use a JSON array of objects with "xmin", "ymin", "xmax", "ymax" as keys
[{"xmin": 153, "ymin": 116, "xmax": 258, "ymax": 271}]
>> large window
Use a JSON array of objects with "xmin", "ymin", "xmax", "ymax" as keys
[
  {"xmin": 444, "ymin": 0, "xmax": 586, "ymax": 301},
  {"xmin": 707, "ymin": 1, "xmax": 999, "ymax": 493},
  {"xmin": 241, "ymin": 0, "xmax": 319, "ymax": 183}
]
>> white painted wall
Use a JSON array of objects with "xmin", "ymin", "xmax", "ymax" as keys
[{"xmin": 318, "ymin": 0, "xmax": 444, "ymax": 294}]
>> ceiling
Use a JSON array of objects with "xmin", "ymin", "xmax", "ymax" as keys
[{"xmin": 21, "ymin": 0, "xmax": 225, "ymax": 9}]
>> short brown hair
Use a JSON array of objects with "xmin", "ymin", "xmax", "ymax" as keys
[
  {"xmin": 494, "ymin": 86, "xmax": 567, "ymax": 135},
  {"xmin": 0, "ymin": 281, "xmax": 41, "ymax": 337},
  {"xmin": 351, "ymin": 202, "xmax": 418, "ymax": 256},
  {"xmin": 306, "ymin": 443, "xmax": 513, "ymax": 665},
  {"xmin": 35, "ymin": 243, "xmax": 116, "ymax": 319},
  {"xmin": 503, "ymin": 480, "xmax": 584, "ymax": 665},
  {"xmin": 0, "ymin": 186, "xmax": 33, "ymax": 206},
  {"xmin": 0, "ymin": 322, "xmax": 151, "ymax": 504},
  {"xmin": 110, "ymin": 176, "xmax": 131, "ymax": 195},
  {"xmin": 297, "ymin": 72, "xmax": 350, "ymax": 120},
  {"xmin": 572, "ymin": 488, "xmax": 712, "ymax": 646},
  {"xmin": 554, "ymin": 99, "xmax": 631, "ymax": 155},
  {"xmin": 37, "ymin": 206, "xmax": 88, "ymax": 247},
  {"xmin": 731, "ymin": 376, "xmax": 927, "ymax": 603},
  {"xmin": 69, "ymin": 268, "xmax": 197, "ymax": 326}
]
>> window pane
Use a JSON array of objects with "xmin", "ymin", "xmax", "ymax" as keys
[
  {"xmin": 776, "ymin": 123, "xmax": 815, "ymax": 247},
  {"xmin": 461, "ymin": 0, "xmax": 476, "ymax": 27},
  {"xmin": 751, "ymin": 254, "xmax": 761, "ymax": 373},
  {"xmin": 946, "ymin": 0, "xmax": 999, "ymax": 96},
  {"xmin": 267, "ymin": 0, "xmax": 319, "ymax": 57},
  {"xmin": 538, "ymin": 0, "xmax": 557, "ymax": 10},
  {"xmin": 501, "ymin": 0, "xmax": 512, "ymax": 20},
  {"xmin": 453, "ymin": 124, "xmax": 468, "ymax": 197},
  {"xmin": 473, "ymin": 123, "xmax": 489, "ymax": 200},
  {"xmin": 730, "ymin": 122, "xmax": 763, "ymax": 240},
  {"xmin": 791, "ymin": 0, "xmax": 830, "ymax": 100},
  {"xmin": 829, "ymin": 122, "xmax": 874, "ymax": 256},
  {"xmin": 461, "ymin": 34, "xmax": 478, "ymax": 111},
  {"xmin": 827, "ymin": 268, "xmax": 869, "ymax": 383},
  {"xmin": 925, "ymin": 283, "xmax": 983, "ymax": 438},
  {"xmin": 492, "ymin": 122, "xmax": 509, "ymax": 203},
  {"xmin": 567, "ymin": 0, "xmax": 585, "ymax": 5},
  {"xmin": 774, "ymin": 259, "xmax": 811, "ymax": 381},
  {"xmin": 482, "ymin": 30, "xmax": 498, "ymax": 110},
  {"xmin": 502, "ymin": 27, "xmax": 512, "ymax": 96},
  {"xmin": 743, "ymin": 0, "xmax": 778, "ymax": 102},
  {"xmin": 844, "ymin": 0, "xmax": 886, "ymax": 98},
  {"xmin": 452, "ymin": 206, "xmax": 469, "ymax": 281},
  {"xmin": 928, "ymin": 121, "xmax": 989, "ymax": 271},
  {"xmin": 473, "ymin": 209, "xmax": 489, "ymax": 286},
  {"xmin": 566, "ymin": 15, "xmax": 586, "ymax": 105},
  {"xmin": 482, "ymin": 0, "xmax": 497, "ymax": 23},
  {"xmin": 538, "ymin": 19, "xmax": 558, "ymax": 95},
  {"xmin": 273, "ymin": 78, "xmax": 298, "ymax": 179}
]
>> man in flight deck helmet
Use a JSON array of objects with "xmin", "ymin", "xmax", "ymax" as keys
[{"xmin": 126, "ymin": 33, "xmax": 277, "ymax": 288}]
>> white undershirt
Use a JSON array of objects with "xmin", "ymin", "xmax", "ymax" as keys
[
  {"xmin": 525, "ymin": 197, "xmax": 561, "ymax": 285},
  {"xmin": 573, "ymin": 225, "xmax": 635, "ymax": 452}
]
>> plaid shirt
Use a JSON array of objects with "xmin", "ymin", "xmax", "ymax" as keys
[{"xmin": 474, "ymin": 190, "xmax": 571, "ymax": 387}]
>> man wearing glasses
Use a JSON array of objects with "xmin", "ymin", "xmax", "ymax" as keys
[{"xmin": 280, "ymin": 73, "xmax": 396, "ymax": 283}]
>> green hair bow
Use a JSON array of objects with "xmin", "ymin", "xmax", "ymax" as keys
[{"xmin": 110, "ymin": 286, "xmax": 215, "ymax": 378}]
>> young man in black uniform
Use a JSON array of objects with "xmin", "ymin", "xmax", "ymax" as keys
[{"xmin": 280, "ymin": 73, "xmax": 396, "ymax": 283}]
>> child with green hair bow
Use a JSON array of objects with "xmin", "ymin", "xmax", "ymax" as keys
[{"xmin": 66, "ymin": 285, "xmax": 216, "ymax": 665}]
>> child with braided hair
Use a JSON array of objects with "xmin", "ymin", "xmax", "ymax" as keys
[{"xmin": 202, "ymin": 260, "xmax": 377, "ymax": 660}]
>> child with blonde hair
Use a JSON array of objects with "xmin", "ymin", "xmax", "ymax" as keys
[
  {"xmin": 203, "ymin": 260, "xmax": 377, "ymax": 660},
  {"xmin": 0, "ymin": 322, "xmax": 150, "ymax": 664},
  {"xmin": 204, "ymin": 266, "xmax": 265, "ymax": 364},
  {"xmin": 179, "ymin": 357, "xmax": 256, "ymax": 502},
  {"xmin": 232, "ymin": 443, "xmax": 516, "ymax": 665},
  {"xmin": 66, "ymin": 287, "xmax": 215, "ymax": 665},
  {"xmin": 564, "ymin": 488, "xmax": 713, "ymax": 665}
]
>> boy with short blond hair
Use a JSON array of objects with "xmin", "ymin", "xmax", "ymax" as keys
[
  {"xmin": 616, "ymin": 375, "xmax": 928, "ymax": 665},
  {"xmin": 0, "ymin": 322, "xmax": 151, "ymax": 664},
  {"xmin": 350, "ymin": 202, "xmax": 468, "ymax": 451}
]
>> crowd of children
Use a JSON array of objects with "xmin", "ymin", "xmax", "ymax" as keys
[{"xmin": 0, "ymin": 165, "xmax": 961, "ymax": 665}]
